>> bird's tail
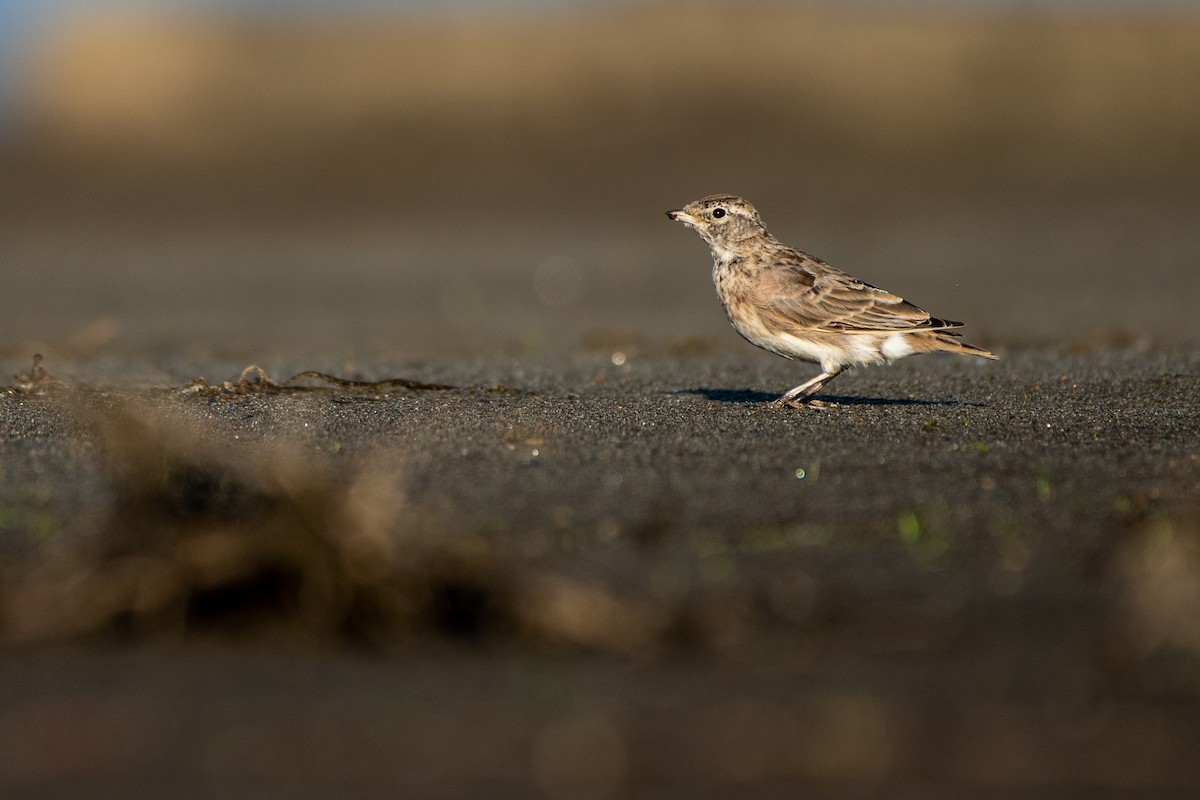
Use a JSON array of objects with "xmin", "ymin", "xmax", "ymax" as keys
[{"xmin": 926, "ymin": 331, "xmax": 998, "ymax": 360}]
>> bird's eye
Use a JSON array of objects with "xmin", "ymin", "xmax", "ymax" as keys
[{"xmin": 711, "ymin": 208, "xmax": 726, "ymax": 219}]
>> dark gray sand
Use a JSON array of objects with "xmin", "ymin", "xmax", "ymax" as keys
[{"xmin": 1, "ymin": 347, "xmax": 1197, "ymax": 798}]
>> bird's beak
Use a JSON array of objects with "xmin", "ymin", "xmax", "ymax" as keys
[{"xmin": 667, "ymin": 209, "xmax": 698, "ymax": 224}]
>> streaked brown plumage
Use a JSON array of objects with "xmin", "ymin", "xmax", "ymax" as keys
[{"xmin": 667, "ymin": 194, "xmax": 996, "ymax": 406}]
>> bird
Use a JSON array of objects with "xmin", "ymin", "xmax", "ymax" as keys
[{"xmin": 667, "ymin": 194, "xmax": 996, "ymax": 407}]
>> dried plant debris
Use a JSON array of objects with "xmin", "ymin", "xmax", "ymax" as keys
[
  {"xmin": 0, "ymin": 404, "xmax": 673, "ymax": 653},
  {"xmin": 181, "ymin": 364, "xmax": 457, "ymax": 397},
  {"xmin": 286, "ymin": 370, "xmax": 456, "ymax": 392},
  {"xmin": 8, "ymin": 355, "xmax": 69, "ymax": 394},
  {"xmin": 6, "ymin": 357, "xmax": 465, "ymax": 401},
  {"xmin": 1109, "ymin": 506, "xmax": 1200, "ymax": 693},
  {"xmin": 179, "ymin": 364, "xmax": 280, "ymax": 396}
]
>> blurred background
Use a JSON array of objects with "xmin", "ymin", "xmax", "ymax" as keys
[{"xmin": 1, "ymin": 0, "xmax": 1198, "ymax": 364}]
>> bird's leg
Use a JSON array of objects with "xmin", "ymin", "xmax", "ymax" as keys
[{"xmin": 772, "ymin": 367, "xmax": 844, "ymax": 408}]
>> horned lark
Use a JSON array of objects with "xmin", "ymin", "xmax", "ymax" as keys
[{"xmin": 667, "ymin": 194, "xmax": 996, "ymax": 406}]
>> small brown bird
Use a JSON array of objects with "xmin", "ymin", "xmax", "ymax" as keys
[{"xmin": 667, "ymin": 194, "xmax": 996, "ymax": 406}]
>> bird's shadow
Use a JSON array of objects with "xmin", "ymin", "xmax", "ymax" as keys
[{"xmin": 679, "ymin": 387, "xmax": 977, "ymax": 407}]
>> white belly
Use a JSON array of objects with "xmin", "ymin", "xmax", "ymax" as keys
[
  {"xmin": 772, "ymin": 332, "xmax": 886, "ymax": 369},
  {"xmin": 734, "ymin": 324, "xmax": 916, "ymax": 372}
]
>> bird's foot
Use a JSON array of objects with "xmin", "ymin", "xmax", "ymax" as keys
[{"xmin": 772, "ymin": 397, "xmax": 837, "ymax": 410}]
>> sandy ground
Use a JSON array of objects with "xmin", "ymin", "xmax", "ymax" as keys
[
  {"xmin": 0, "ymin": 169, "xmax": 1197, "ymax": 800},
  {"xmin": 0, "ymin": 345, "xmax": 1197, "ymax": 798},
  {"xmin": 0, "ymin": 171, "xmax": 1198, "ymax": 800}
]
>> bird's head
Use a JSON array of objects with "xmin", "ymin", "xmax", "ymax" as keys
[{"xmin": 666, "ymin": 195, "xmax": 768, "ymax": 258}]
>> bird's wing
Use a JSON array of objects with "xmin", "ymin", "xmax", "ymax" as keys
[{"xmin": 755, "ymin": 258, "xmax": 963, "ymax": 334}]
